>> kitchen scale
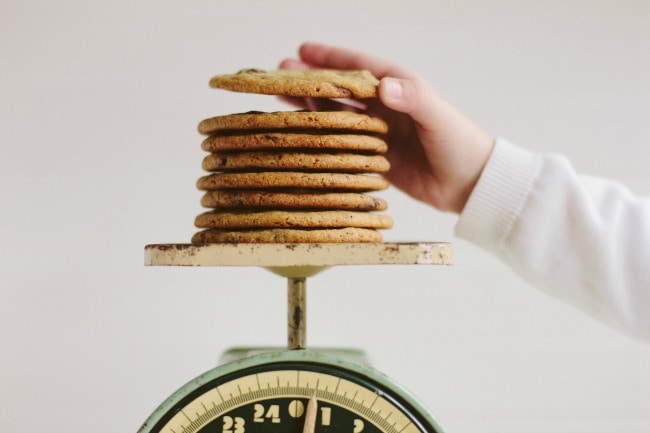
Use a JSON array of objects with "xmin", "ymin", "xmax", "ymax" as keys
[
  {"xmin": 138, "ymin": 69, "xmax": 453, "ymax": 433},
  {"xmin": 138, "ymin": 242, "xmax": 453, "ymax": 433}
]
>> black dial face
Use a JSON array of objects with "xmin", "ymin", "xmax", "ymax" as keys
[{"xmin": 143, "ymin": 360, "xmax": 441, "ymax": 433}]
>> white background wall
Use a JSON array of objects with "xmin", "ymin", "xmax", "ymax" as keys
[{"xmin": 1, "ymin": 1, "xmax": 649, "ymax": 432}]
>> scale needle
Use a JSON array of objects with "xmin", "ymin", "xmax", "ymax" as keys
[{"xmin": 303, "ymin": 393, "xmax": 318, "ymax": 433}]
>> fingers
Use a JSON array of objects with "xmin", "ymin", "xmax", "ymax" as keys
[
  {"xmin": 278, "ymin": 58, "xmax": 309, "ymax": 71},
  {"xmin": 298, "ymin": 42, "xmax": 411, "ymax": 79},
  {"xmin": 378, "ymin": 76, "xmax": 440, "ymax": 131}
]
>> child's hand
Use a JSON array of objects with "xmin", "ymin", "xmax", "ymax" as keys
[{"xmin": 279, "ymin": 42, "xmax": 495, "ymax": 213}]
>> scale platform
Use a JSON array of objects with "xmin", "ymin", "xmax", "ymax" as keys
[{"xmin": 144, "ymin": 242, "xmax": 453, "ymax": 277}]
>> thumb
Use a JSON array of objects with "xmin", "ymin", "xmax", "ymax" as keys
[{"xmin": 379, "ymin": 77, "xmax": 439, "ymax": 127}]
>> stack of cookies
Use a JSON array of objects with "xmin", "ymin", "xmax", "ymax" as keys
[{"xmin": 192, "ymin": 69, "xmax": 393, "ymax": 244}]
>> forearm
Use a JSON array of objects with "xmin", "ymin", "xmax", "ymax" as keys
[{"xmin": 456, "ymin": 138, "xmax": 650, "ymax": 341}]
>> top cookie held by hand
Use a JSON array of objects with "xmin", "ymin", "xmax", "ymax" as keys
[{"xmin": 209, "ymin": 68, "xmax": 379, "ymax": 99}]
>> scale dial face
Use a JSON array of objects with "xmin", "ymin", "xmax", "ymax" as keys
[{"xmin": 138, "ymin": 350, "xmax": 443, "ymax": 433}]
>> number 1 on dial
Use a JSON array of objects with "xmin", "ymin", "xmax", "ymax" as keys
[
  {"xmin": 306, "ymin": 398, "xmax": 363, "ymax": 433},
  {"xmin": 319, "ymin": 406, "xmax": 331, "ymax": 426}
]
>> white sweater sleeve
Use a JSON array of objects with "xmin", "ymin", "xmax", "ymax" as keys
[{"xmin": 455, "ymin": 138, "xmax": 650, "ymax": 341}]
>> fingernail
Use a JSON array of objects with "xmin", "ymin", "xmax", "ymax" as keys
[{"xmin": 383, "ymin": 78, "xmax": 403, "ymax": 100}]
